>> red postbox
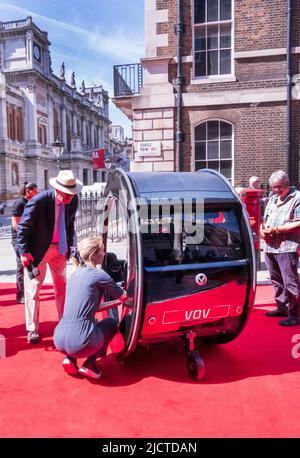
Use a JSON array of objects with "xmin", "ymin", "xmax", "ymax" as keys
[{"xmin": 237, "ymin": 188, "xmax": 264, "ymax": 250}]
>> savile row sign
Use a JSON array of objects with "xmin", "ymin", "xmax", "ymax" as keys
[{"xmin": 137, "ymin": 141, "xmax": 161, "ymax": 157}]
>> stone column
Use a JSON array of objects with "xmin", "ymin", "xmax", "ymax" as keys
[
  {"xmin": 47, "ymin": 95, "xmax": 54, "ymax": 145},
  {"xmin": 82, "ymin": 116, "xmax": 87, "ymax": 145},
  {"xmin": 90, "ymin": 121, "xmax": 95, "ymax": 148},
  {"xmin": 72, "ymin": 110, "xmax": 77, "ymax": 136},
  {"xmin": 24, "ymin": 85, "xmax": 38, "ymax": 142},
  {"xmin": 26, "ymin": 30, "xmax": 33, "ymax": 67},
  {"xmin": 97, "ymin": 125, "xmax": 103, "ymax": 148},
  {"xmin": 0, "ymin": 73, "xmax": 7, "ymax": 139}
]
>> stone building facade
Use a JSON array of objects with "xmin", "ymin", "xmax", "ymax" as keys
[
  {"xmin": 0, "ymin": 17, "xmax": 110, "ymax": 202},
  {"xmin": 113, "ymin": 0, "xmax": 300, "ymax": 187}
]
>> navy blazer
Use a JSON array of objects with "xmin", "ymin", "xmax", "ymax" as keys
[{"xmin": 17, "ymin": 189, "xmax": 78, "ymax": 267}]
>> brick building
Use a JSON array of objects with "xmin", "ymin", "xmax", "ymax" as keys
[{"xmin": 113, "ymin": 0, "xmax": 300, "ymax": 187}]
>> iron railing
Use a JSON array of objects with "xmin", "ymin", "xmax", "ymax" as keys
[
  {"xmin": 113, "ymin": 63, "xmax": 143, "ymax": 97},
  {"xmin": 75, "ymin": 191, "xmax": 127, "ymax": 243},
  {"xmin": 75, "ymin": 192, "xmax": 103, "ymax": 242}
]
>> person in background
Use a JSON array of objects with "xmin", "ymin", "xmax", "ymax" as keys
[
  {"xmin": 249, "ymin": 175, "xmax": 265, "ymax": 220},
  {"xmin": 249, "ymin": 176, "xmax": 261, "ymax": 190},
  {"xmin": 17, "ymin": 170, "xmax": 82, "ymax": 344},
  {"xmin": 0, "ymin": 201, "xmax": 7, "ymax": 214},
  {"xmin": 54, "ymin": 236, "xmax": 128, "ymax": 380},
  {"xmin": 261, "ymin": 170, "xmax": 300, "ymax": 326},
  {"xmin": 11, "ymin": 182, "xmax": 38, "ymax": 303}
]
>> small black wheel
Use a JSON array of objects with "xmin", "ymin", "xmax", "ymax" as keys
[{"xmin": 187, "ymin": 350, "xmax": 205, "ymax": 381}]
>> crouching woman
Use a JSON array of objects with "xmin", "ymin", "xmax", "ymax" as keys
[{"xmin": 54, "ymin": 236, "xmax": 127, "ymax": 379}]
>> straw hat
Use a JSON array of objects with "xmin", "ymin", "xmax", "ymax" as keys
[{"xmin": 49, "ymin": 170, "xmax": 83, "ymax": 195}]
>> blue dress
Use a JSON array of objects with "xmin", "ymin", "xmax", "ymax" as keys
[{"xmin": 53, "ymin": 266, "xmax": 123, "ymax": 358}]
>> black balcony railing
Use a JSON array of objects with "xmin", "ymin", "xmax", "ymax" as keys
[{"xmin": 113, "ymin": 63, "xmax": 143, "ymax": 97}]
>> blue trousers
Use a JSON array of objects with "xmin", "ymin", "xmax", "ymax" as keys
[
  {"xmin": 264, "ymin": 252, "xmax": 300, "ymax": 318},
  {"xmin": 87, "ymin": 318, "xmax": 118, "ymax": 362},
  {"xmin": 11, "ymin": 240, "xmax": 24, "ymax": 298}
]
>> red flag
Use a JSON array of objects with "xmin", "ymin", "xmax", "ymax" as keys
[{"xmin": 92, "ymin": 148, "xmax": 105, "ymax": 169}]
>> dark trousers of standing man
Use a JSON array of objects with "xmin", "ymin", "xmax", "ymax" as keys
[
  {"xmin": 11, "ymin": 239, "xmax": 24, "ymax": 300},
  {"xmin": 264, "ymin": 252, "xmax": 300, "ymax": 318}
]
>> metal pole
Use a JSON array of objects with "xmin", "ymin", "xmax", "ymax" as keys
[
  {"xmin": 175, "ymin": 0, "xmax": 184, "ymax": 172},
  {"xmin": 286, "ymin": 0, "xmax": 292, "ymax": 177}
]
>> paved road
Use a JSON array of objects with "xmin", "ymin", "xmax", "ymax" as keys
[{"xmin": 0, "ymin": 234, "xmax": 74, "ymax": 284}]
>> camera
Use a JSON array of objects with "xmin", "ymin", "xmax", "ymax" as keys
[{"xmin": 27, "ymin": 262, "xmax": 40, "ymax": 280}]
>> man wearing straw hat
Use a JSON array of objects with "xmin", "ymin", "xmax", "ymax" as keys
[{"xmin": 18, "ymin": 170, "xmax": 83, "ymax": 344}]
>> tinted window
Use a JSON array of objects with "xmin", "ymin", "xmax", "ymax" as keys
[{"xmin": 141, "ymin": 207, "xmax": 244, "ymax": 266}]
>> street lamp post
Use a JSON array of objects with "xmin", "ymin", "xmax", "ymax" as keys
[
  {"xmin": 104, "ymin": 157, "xmax": 116, "ymax": 182},
  {"xmin": 51, "ymin": 138, "xmax": 65, "ymax": 171}
]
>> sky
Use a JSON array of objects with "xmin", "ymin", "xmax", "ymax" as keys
[{"xmin": 0, "ymin": 0, "xmax": 145, "ymax": 137}]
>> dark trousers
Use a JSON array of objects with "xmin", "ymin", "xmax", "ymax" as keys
[
  {"xmin": 11, "ymin": 240, "xmax": 24, "ymax": 298},
  {"xmin": 264, "ymin": 252, "xmax": 300, "ymax": 317},
  {"xmin": 87, "ymin": 318, "xmax": 118, "ymax": 362}
]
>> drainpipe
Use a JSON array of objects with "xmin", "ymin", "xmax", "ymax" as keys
[
  {"xmin": 175, "ymin": 0, "xmax": 184, "ymax": 172},
  {"xmin": 286, "ymin": 0, "xmax": 292, "ymax": 177}
]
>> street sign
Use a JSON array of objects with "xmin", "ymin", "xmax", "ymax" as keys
[{"xmin": 137, "ymin": 141, "xmax": 161, "ymax": 157}]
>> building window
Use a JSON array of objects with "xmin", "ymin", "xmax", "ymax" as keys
[
  {"xmin": 93, "ymin": 170, "xmax": 98, "ymax": 183},
  {"xmin": 194, "ymin": 120, "xmax": 233, "ymax": 181},
  {"xmin": 44, "ymin": 170, "xmax": 49, "ymax": 189},
  {"xmin": 86, "ymin": 125, "xmax": 90, "ymax": 147},
  {"xmin": 11, "ymin": 163, "xmax": 19, "ymax": 186},
  {"xmin": 15, "ymin": 109, "xmax": 24, "ymax": 142},
  {"xmin": 38, "ymin": 124, "xmax": 47, "ymax": 146},
  {"xmin": 53, "ymin": 108, "xmax": 60, "ymax": 141},
  {"xmin": 194, "ymin": 0, "xmax": 232, "ymax": 77},
  {"xmin": 8, "ymin": 112, "xmax": 14, "ymax": 140},
  {"xmin": 66, "ymin": 114, "xmax": 71, "ymax": 151},
  {"xmin": 83, "ymin": 168, "xmax": 89, "ymax": 185}
]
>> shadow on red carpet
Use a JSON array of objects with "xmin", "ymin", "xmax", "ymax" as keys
[
  {"xmin": 1, "ymin": 282, "xmax": 300, "ymax": 438},
  {"xmin": 0, "ymin": 283, "xmax": 298, "ymax": 385}
]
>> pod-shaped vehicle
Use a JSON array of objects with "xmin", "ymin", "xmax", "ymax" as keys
[{"xmin": 100, "ymin": 168, "xmax": 256, "ymax": 380}]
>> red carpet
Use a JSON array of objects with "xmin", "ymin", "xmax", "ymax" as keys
[{"xmin": 0, "ymin": 283, "xmax": 300, "ymax": 438}]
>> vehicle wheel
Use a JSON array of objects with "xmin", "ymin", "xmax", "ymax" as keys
[{"xmin": 187, "ymin": 350, "xmax": 205, "ymax": 381}]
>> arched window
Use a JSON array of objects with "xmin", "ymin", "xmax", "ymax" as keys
[{"xmin": 194, "ymin": 120, "xmax": 233, "ymax": 181}]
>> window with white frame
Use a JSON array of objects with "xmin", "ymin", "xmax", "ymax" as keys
[
  {"xmin": 38, "ymin": 123, "xmax": 47, "ymax": 146},
  {"xmin": 194, "ymin": 0, "xmax": 232, "ymax": 77},
  {"xmin": 194, "ymin": 120, "xmax": 233, "ymax": 181}
]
